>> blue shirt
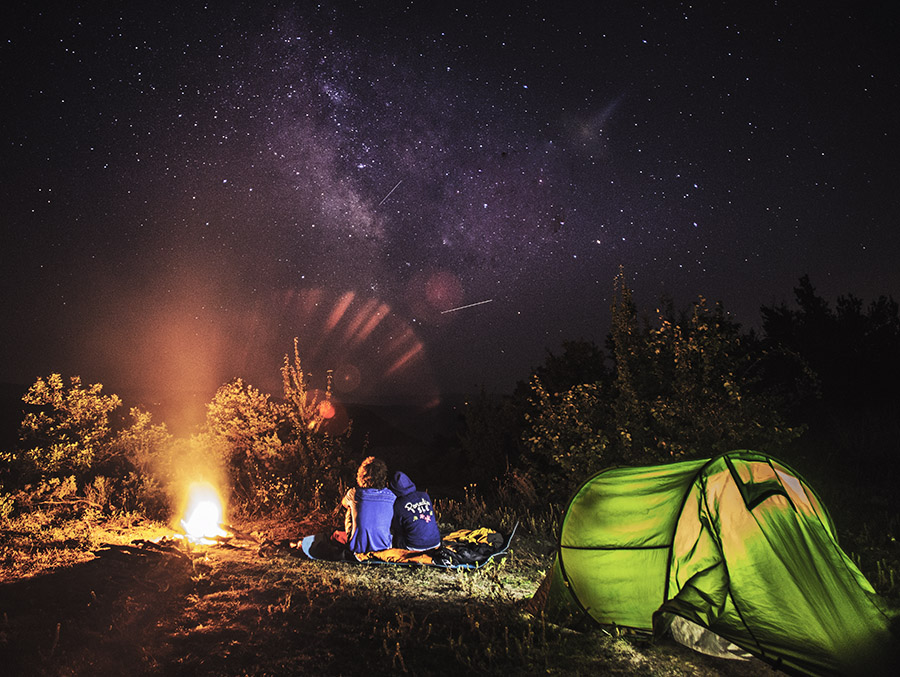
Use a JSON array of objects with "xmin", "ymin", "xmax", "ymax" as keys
[{"xmin": 344, "ymin": 487, "xmax": 395, "ymax": 553}]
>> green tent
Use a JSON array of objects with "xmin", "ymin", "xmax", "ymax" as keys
[{"xmin": 537, "ymin": 450, "xmax": 896, "ymax": 675}]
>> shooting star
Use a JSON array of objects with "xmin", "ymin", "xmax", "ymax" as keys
[
  {"xmin": 440, "ymin": 299, "xmax": 494, "ymax": 314},
  {"xmin": 378, "ymin": 179, "xmax": 403, "ymax": 206}
]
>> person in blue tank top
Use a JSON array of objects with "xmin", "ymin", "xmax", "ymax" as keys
[
  {"xmin": 389, "ymin": 470, "xmax": 441, "ymax": 551},
  {"xmin": 337, "ymin": 456, "xmax": 395, "ymax": 554}
]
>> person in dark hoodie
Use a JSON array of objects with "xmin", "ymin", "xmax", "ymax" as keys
[{"xmin": 389, "ymin": 470, "xmax": 441, "ymax": 551}]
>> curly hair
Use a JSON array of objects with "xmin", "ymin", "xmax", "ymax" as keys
[{"xmin": 356, "ymin": 456, "xmax": 388, "ymax": 489}]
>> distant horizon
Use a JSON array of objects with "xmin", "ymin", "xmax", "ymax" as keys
[
  {"xmin": 0, "ymin": 377, "xmax": 476, "ymax": 444},
  {"xmin": 3, "ymin": 270, "xmax": 897, "ymax": 413}
]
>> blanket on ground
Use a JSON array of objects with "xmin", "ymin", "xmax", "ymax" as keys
[{"xmin": 260, "ymin": 523, "xmax": 517, "ymax": 570}]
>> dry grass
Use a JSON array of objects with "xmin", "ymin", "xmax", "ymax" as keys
[
  {"xmin": 0, "ymin": 508, "xmax": 783, "ymax": 676},
  {"xmin": 0, "ymin": 510, "xmax": 170, "ymax": 582}
]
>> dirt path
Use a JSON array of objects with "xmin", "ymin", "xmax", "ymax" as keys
[{"xmin": 1, "ymin": 540, "xmax": 193, "ymax": 674}]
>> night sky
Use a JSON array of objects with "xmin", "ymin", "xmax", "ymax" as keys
[{"xmin": 3, "ymin": 2, "xmax": 898, "ymax": 415}]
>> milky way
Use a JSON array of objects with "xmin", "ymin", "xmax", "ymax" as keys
[{"xmin": 3, "ymin": 2, "xmax": 898, "ymax": 410}]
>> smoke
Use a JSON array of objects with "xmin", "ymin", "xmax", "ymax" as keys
[{"xmin": 136, "ymin": 433, "xmax": 230, "ymax": 529}]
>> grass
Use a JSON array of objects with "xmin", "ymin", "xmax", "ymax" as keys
[
  {"xmin": 1, "ymin": 466, "xmax": 897, "ymax": 676},
  {"xmin": 0, "ymin": 502, "xmax": 789, "ymax": 677}
]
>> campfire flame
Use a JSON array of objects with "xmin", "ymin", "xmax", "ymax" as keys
[{"xmin": 180, "ymin": 482, "xmax": 229, "ymax": 544}]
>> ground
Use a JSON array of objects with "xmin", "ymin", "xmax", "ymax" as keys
[{"xmin": 0, "ymin": 515, "xmax": 782, "ymax": 676}]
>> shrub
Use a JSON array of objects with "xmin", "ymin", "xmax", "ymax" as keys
[
  {"xmin": 0, "ymin": 490, "xmax": 15, "ymax": 520},
  {"xmin": 111, "ymin": 407, "xmax": 174, "ymax": 477},
  {"xmin": 277, "ymin": 337, "xmax": 351, "ymax": 509},
  {"xmin": 204, "ymin": 339, "xmax": 351, "ymax": 515},
  {"xmin": 512, "ymin": 270, "xmax": 804, "ymax": 503},
  {"xmin": 521, "ymin": 378, "xmax": 610, "ymax": 503},
  {"xmin": 16, "ymin": 374, "xmax": 122, "ymax": 480},
  {"xmin": 206, "ymin": 378, "xmax": 284, "ymax": 509}
]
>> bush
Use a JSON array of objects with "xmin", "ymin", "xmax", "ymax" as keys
[
  {"xmin": 111, "ymin": 407, "xmax": 174, "ymax": 476},
  {"xmin": 206, "ymin": 378, "xmax": 284, "ymax": 509},
  {"xmin": 204, "ymin": 339, "xmax": 351, "ymax": 516},
  {"xmin": 0, "ymin": 380, "xmax": 178, "ymax": 520},
  {"xmin": 1, "ymin": 340, "xmax": 353, "ymax": 523},
  {"xmin": 276, "ymin": 338, "xmax": 351, "ymax": 510},
  {"xmin": 521, "ymin": 379, "xmax": 610, "ymax": 503},
  {"xmin": 510, "ymin": 270, "xmax": 805, "ymax": 504},
  {"xmin": 16, "ymin": 374, "xmax": 122, "ymax": 480}
]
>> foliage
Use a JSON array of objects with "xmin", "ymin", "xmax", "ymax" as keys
[
  {"xmin": 610, "ymin": 287, "xmax": 802, "ymax": 462},
  {"xmin": 206, "ymin": 378, "xmax": 284, "ymax": 510},
  {"xmin": 15, "ymin": 374, "xmax": 122, "ymax": 479},
  {"xmin": 1, "ymin": 338, "xmax": 351, "ymax": 522},
  {"xmin": 511, "ymin": 270, "xmax": 803, "ymax": 504},
  {"xmin": 207, "ymin": 379, "xmax": 282, "ymax": 454},
  {"xmin": 521, "ymin": 379, "xmax": 611, "ymax": 502},
  {"xmin": 457, "ymin": 340, "xmax": 613, "ymax": 495},
  {"xmin": 102, "ymin": 407, "xmax": 179, "ymax": 518},
  {"xmin": 278, "ymin": 337, "xmax": 350, "ymax": 508},
  {"xmin": 0, "ymin": 379, "xmax": 178, "ymax": 519},
  {"xmin": 0, "ymin": 490, "xmax": 13, "ymax": 519},
  {"xmin": 761, "ymin": 274, "xmax": 900, "ymax": 410},
  {"xmin": 203, "ymin": 339, "xmax": 350, "ymax": 516},
  {"xmin": 761, "ymin": 275, "xmax": 900, "ymax": 483},
  {"xmin": 527, "ymin": 339, "xmax": 612, "ymax": 396},
  {"xmin": 109, "ymin": 408, "xmax": 173, "ymax": 476},
  {"xmin": 608, "ymin": 269, "xmax": 652, "ymax": 463}
]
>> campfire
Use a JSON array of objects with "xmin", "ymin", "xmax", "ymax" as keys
[
  {"xmin": 93, "ymin": 480, "xmax": 260, "ymax": 568},
  {"xmin": 178, "ymin": 481, "xmax": 230, "ymax": 544}
]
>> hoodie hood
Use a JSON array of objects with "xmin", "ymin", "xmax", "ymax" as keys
[{"xmin": 390, "ymin": 471, "xmax": 416, "ymax": 496}]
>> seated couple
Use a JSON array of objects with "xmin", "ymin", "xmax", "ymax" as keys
[{"xmin": 333, "ymin": 456, "xmax": 441, "ymax": 554}]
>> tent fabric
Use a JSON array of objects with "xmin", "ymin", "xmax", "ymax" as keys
[{"xmin": 540, "ymin": 450, "xmax": 896, "ymax": 676}]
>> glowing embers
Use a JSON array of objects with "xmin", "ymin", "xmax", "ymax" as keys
[{"xmin": 179, "ymin": 481, "xmax": 230, "ymax": 544}]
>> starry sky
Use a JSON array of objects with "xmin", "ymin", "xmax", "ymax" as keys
[{"xmin": 3, "ymin": 2, "xmax": 899, "ymax": 414}]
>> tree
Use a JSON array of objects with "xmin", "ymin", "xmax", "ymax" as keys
[
  {"xmin": 761, "ymin": 275, "xmax": 900, "ymax": 410},
  {"xmin": 761, "ymin": 276, "xmax": 900, "ymax": 481},
  {"xmin": 516, "ymin": 271, "xmax": 804, "ymax": 503},
  {"xmin": 526, "ymin": 339, "xmax": 611, "ymax": 397},
  {"xmin": 508, "ymin": 339, "xmax": 615, "ymax": 501},
  {"xmin": 610, "ymin": 281, "xmax": 803, "ymax": 462},
  {"xmin": 609, "ymin": 267, "xmax": 652, "ymax": 463},
  {"xmin": 458, "ymin": 388, "xmax": 521, "ymax": 486}
]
